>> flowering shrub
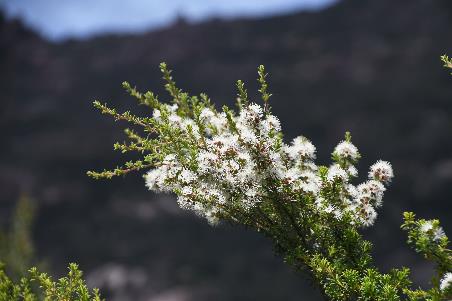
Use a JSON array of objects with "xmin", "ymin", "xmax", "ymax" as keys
[{"xmin": 88, "ymin": 63, "xmax": 452, "ymax": 300}]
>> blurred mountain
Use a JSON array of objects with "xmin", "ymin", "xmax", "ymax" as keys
[{"xmin": 1, "ymin": 0, "xmax": 452, "ymax": 300}]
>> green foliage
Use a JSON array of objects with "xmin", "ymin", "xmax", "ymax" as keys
[
  {"xmin": 441, "ymin": 54, "xmax": 452, "ymax": 70},
  {"xmin": 0, "ymin": 263, "xmax": 102, "ymax": 301},
  {"xmin": 0, "ymin": 197, "xmax": 103, "ymax": 300},
  {"xmin": 235, "ymin": 80, "xmax": 248, "ymax": 109},
  {"xmin": 88, "ymin": 60, "xmax": 451, "ymax": 300},
  {"xmin": 257, "ymin": 65, "xmax": 272, "ymax": 114},
  {"xmin": 0, "ymin": 195, "xmax": 36, "ymax": 280}
]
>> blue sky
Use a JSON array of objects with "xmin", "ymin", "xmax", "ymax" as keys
[{"xmin": 0, "ymin": 0, "xmax": 337, "ymax": 40}]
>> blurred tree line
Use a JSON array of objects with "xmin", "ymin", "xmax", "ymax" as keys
[
  {"xmin": 0, "ymin": 197, "xmax": 102, "ymax": 300},
  {"xmin": 0, "ymin": 195, "xmax": 36, "ymax": 280}
]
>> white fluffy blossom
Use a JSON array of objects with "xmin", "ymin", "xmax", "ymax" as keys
[
  {"xmin": 145, "ymin": 155, "xmax": 182, "ymax": 192},
  {"xmin": 346, "ymin": 165, "xmax": 358, "ymax": 177},
  {"xmin": 181, "ymin": 186, "xmax": 193, "ymax": 196},
  {"xmin": 369, "ymin": 160, "xmax": 394, "ymax": 183},
  {"xmin": 211, "ymin": 113, "xmax": 228, "ymax": 132},
  {"xmin": 285, "ymin": 136, "xmax": 316, "ymax": 161},
  {"xmin": 205, "ymin": 209, "xmax": 220, "ymax": 225},
  {"xmin": 152, "ymin": 109, "xmax": 161, "ymax": 120},
  {"xmin": 420, "ymin": 221, "xmax": 434, "ymax": 233},
  {"xmin": 419, "ymin": 221, "xmax": 446, "ymax": 242},
  {"xmin": 284, "ymin": 168, "xmax": 302, "ymax": 184},
  {"xmin": 433, "ymin": 227, "xmax": 446, "ymax": 242},
  {"xmin": 197, "ymin": 151, "xmax": 218, "ymax": 174},
  {"xmin": 334, "ymin": 141, "xmax": 359, "ymax": 160},
  {"xmin": 200, "ymin": 108, "xmax": 228, "ymax": 134},
  {"xmin": 348, "ymin": 179, "xmax": 386, "ymax": 227},
  {"xmin": 178, "ymin": 169, "xmax": 196, "ymax": 184},
  {"xmin": 248, "ymin": 103, "xmax": 263, "ymax": 118},
  {"xmin": 180, "ymin": 118, "xmax": 200, "ymax": 138},
  {"xmin": 440, "ymin": 272, "xmax": 452, "ymax": 291},
  {"xmin": 296, "ymin": 171, "xmax": 321, "ymax": 194},
  {"xmin": 355, "ymin": 180, "xmax": 386, "ymax": 207},
  {"xmin": 145, "ymin": 169, "xmax": 164, "ymax": 191},
  {"xmin": 327, "ymin": 164, "xmax": 348, "ymax": 182},
  {"xmin": 360, "ymin": 204, "xmax": 377, "ymax": 227},
  {"xmin": 345, "ymin": 184, "xmax": 359, "ymax": 199},
  {"xmin": 261, "ymin": 114, "xmax": 281, "ymax": 134},
  {"xmin": 237, "ymin": 103, "xmax": 263, "ymax": 126},
  {"xmin": 200, "ymin": 108, "xmax": 216, "ymax": 121},
  {"xmin": 168, "ymin": 113, "xmax": 182, "ymax": 125},
  {"xmin": 239, "ymin": 126, "xmax": 258, "ymax": 144}
]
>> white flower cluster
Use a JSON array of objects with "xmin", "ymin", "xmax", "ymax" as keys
[
  {"xmin": 144, "ymin": 102, "xmax": 393, "ymax": 227},
  {"xmin": 368, "ymin": 160, "xmax": 394, "ymax": 184},
  {"xmin": 316, "ymin": 159, "xmax": 393, "ymax": 227},
  {"xmin": 440, "ymin": 272, "xmax": 452, "ymax": 292},
  {"xmin": 419, "ymin": 220, "xmax": 446, "ymax": 242},
  {"xmin": 333, "ymin": 141, "xmax": 359, "ymax": 161}
]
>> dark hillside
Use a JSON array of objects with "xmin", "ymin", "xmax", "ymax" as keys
[{"xmin": 1, "ymin": 0, "xmax": 452, "ymax": 299}]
